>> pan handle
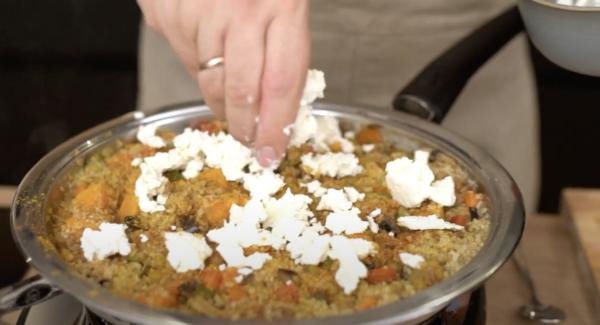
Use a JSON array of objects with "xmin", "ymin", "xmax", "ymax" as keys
[
  {"xmin": 393, "ymin": 5, "xmax": 524, "ymax": 123},
  {"xmin": 0, "ymin": 275, "xmax": 62, "ymax": 314}
]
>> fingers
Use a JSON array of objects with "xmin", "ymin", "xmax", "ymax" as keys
[
  {"xmin": 196, "ymin": 5, "xmax": 228, "ymax": 119},
  {"xmin": 255, "ymin": 9, "xmax": 310, "ymax": 167},
  {"xmin": 223, "ymin": 12, "xmax": 268, "ymax": 145},
  {"xmin": 137, "ymin": 0, "xmax": 158, "ymax": 29}
]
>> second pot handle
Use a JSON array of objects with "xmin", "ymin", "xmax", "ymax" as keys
[
  {"xmin": 0, "ymin": 275, "xmax": 62, "ymax": 314},
  {"xmin": 393, "ymin": 6, "xmax": 524, "ymax": 123}
]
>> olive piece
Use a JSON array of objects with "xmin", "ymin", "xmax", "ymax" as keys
[
  {"xmin": 178, "ymin": 281, "xmax": 198, "ymax": 301},
  {"xmin": 124, "ymin": 216, "xmax": 142, "ymax": 230},
  {"xmin": 312, "ymin": 290, "xmax": 330, "ymax": 303},
  {"xmin": 164, "ymin": 170, "xmax": 184, "ymax": 182},
  {"xmin": 241, "ymin": 273, "xmax": 255, "ymax": 285},
  {"xmin": 469, "ymin": 207, "xmax": 480, "ymax": 219},
  {"xmin": 378, "ymin": 216, "xmax": 401, "ymax": 234},
  {"xmin": 277, "ymin": 268, "xmax": 298, "ymax": 282},
  {"xmin": 179, "ymin": 215, "xmax": 201, "ymax": 233}
]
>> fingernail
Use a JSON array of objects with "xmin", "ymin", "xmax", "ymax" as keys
[{"xmin": 256, "ymin": 146, "xmax": 281, "ymax": 168}]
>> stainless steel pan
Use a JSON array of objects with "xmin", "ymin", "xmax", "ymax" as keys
[{"xmin": 2, "ymin": 6, "xmax": 526, "ymax": 325}]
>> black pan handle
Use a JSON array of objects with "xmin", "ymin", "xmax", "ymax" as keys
[{"xmin": 393, "ymin": 5, "xmax": 524, "ymax": 124}]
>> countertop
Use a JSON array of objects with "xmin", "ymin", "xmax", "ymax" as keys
[{"xmin": 486, "ymin": 212, "xmax": 596, "ymax": 325}]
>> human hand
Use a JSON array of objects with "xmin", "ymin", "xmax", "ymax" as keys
[{"xmin": 137, "ymin": 0, "xmax": 310, "ymax": 167}]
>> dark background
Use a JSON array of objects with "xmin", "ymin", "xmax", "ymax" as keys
[{"xmin": 1, "ymin": 1, "xmax": 600, "ymax": 213}]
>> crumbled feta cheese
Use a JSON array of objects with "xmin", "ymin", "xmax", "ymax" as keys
[
  {"xmin": 301, "ymin": 180, "xmax": 327, "ymax": 197},
  {"xmin": 313, "ymin": 116, "xmax": 354, "ymax": 153},
  {"xmin": 367, "ymin": 209, "xmax": 381, "ymax": 233},
  {"xmin": 164, "ymin": 232, "xmax": 213, "ymax": 273},
  {"xmin": 290, "ymin": 105, "xmax": 319, "ymax": 147},
  {"xmin": 316, "ymin": 187, "xmax": 364, "ymax": 212},
  {"xmin": 80, "ymin": 223, "xmax": 131, "ymax": 261},
  {"xmin": 282, "ymin": 123, "xmax": 294, "ymax": 136},
  {"xmin": 343, "ymin": 187, "xmax": 365, "ymax": 202},
  {"xmin": 136, "ymin": 123, "xmax": 166, "ymax": 148},
  {"xmin": 290, "ymin": 69, "xmax": 325, "ymax": 147},
  {"xmin": 182, "ymin": 158, "xmax": 204, "ymax": 179},
  {"xmin": 385, "ymin": 150, "xmax": 456, "ymax": 208},
  {"xmin": 287, "ymin": 226, "xmax": 331, "ymax": 265},
  {"xmin": 170, "ymin": 225, "xmax": 176, "ymax": 231},
  {"xmin": 214, "ymin": 241, "xmax": 272, "ymax": 270},
  {"xmin": 235, "ymin": 267, "xmax": 255, "ymax": 282},
  {"xmin": 301, "ymin": 152, "xmax": 363, "ymax": 178},
  {"xmin": 362, "ymin": 144, "xmax": 375, "ymax": 152},
  {"xmin": 134, "ymin": 127, "xmax": 259, "ymax": 213},
  {"xmin": 139, "ymin": 233, "xmax": 149, "ymax": 243},
  {"xmin": 325, "ymin": 208, "xmax": 368, "ymax": 235},
  {"xmin": 285, "ymin": 280, "xmax": 293, "ymax": 286},
  {"xmin": 388, "ymin": 232, "xmax": 395, "ymax": 237},
  {"xmin": 209, "ymin": 198, "xmax": 282, "ymax": 249},
  {"xmin": 328, "ymin": 236, "xmax": 374, "ymax": 294},
  {"xmin": 290, "ymin": 70, "xmax": 356, "ymax": 153},
  {"xmin": 344, "ymin": 131, "xmax": 355, "ymax": 139},
  {"xmin": 194, "ymin": 131, "xmax": 253, "ymax": 181},
  {"xmin": 263, "ymin": 189, "xmax": 314, "ymax": 241},
  {"xmin": 207, "ymin": 198, "xmax": 279, "ymax": 271},
  {"xmin": 399, "ymin": 252, "xmax": 425, "ymax": 269},
  {"xmin": 242, "ymin": 170, "xmax": 285, "ymax": 199},
  {"xmin": 218, "ymin": 264, "xmax": 226, "ymax": 271},
  {"xmin": 397, "ymin": 215, "xmax": 464, "ymax": 231},
  {"xmin": 429, "ymin": 176, "xmax": 456, "ymax": 206},
  {"xmin": 301, "ymin": 69, "xmax": 326, "ymax": 106},
  {"xmin": 317, "ymin": 188, "xmax": 353, "ymax": 211}
]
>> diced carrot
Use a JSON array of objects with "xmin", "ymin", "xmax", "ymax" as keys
[
  {"xmin": 357, "ymin": 296, "xmax": 378, "ymax": 311},
  {"xmin": 328, "ymin": 142, "xmax": 342, "ymax": 153},
  {"xmin": 244, "ymin": 245, "xmax": 273, "ymax": 255},
  {"xmin": 274, "ymin": 283, "xmax": 300, "ymax": 303},
  {"xmin": 140, "ymin": 148, "xmax": 157, "ymax": 157},
  {"xmin": 199, "ymin": 269, "xmax": 223, "ymax": 290},
  {"xmin": 198, "ymin": 168, "xmax": 228, "ymax": 188},
  {"xmin": 118, "ymin": 192, "xmax": 139, "ymax": 218},
  {"xmin": 64, "ymin": 216, "xmax": 97, "ymax": 231},
  {"xmin": 301, "ymin": 144, "xmax": 314, "ymax": 154},
  {"xmin": 226, "ymin": 285, "xmax": 247, "ymax": 301},
  {"xmin": 356, "ymin": 126, "xmax": 383, "ymax": 144},
  {"xmin": 191, "ymin": 120, "xmax": 226, "ymax": 134},
  {"xmin": 449, "ymin": 215, "xmax": 468, "ymax": 226},
  {"xmin": 348, "ymin": 233, "xmax": 371, "ymax": 240},
  {"xmin": 463, "ymin": 191, "xmax": 479, "ymax": 208},
  {"xmin": 222, "ymin": 268, "xmax": 238, "ymax": 283},
  {"xmin": 139, "ymin": 283, "xmax": 180, "ymax": 308},
  {"xmin": 366, "ymin": 266, "xmax": 397, "ymax": 284},
  {"xmin": 73, "ymin": 183, "xmax": 88, "ymax": 196},
  {"xmin": 207, "ymin": 198, "xmax": 237, "ymax": 228},
  {"xmin": 73, "ymin": 183, "xmax": 110, "ymax": 212}
]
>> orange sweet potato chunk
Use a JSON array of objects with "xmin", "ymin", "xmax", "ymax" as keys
[
  {"xmin": 118, "ymin": 192, "xmax": 139, "ymax": 217},
  {"xmin": 356, "ymin": 125, "xmax": 383, "ymax": 144},
  {"xmin": 73, "ymin": 183, "xmax": 110, "ymax": 212}
]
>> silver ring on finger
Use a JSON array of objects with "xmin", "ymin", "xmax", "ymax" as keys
[{"xmin": 198, "ymin": 57, "xmax": 224, "ymax": 71}]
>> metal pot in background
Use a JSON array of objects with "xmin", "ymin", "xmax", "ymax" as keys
[
  {"xmin": 2, "ymin": 6, "xmax": 526, "ymax": 325},
  {"xmin": 518, "ymin": 0, "xmax": 600, "ymax": 77}
]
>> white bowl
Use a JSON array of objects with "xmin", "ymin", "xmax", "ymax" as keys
[{"xmin": 518, "ymin": 0, "xmax": 600, "ymax": 76}]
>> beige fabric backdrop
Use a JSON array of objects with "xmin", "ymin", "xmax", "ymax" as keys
[{"xmin": 137, "ymin": 0, "xmax": 539, "ymax": 212}]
